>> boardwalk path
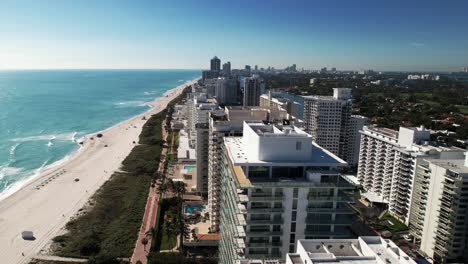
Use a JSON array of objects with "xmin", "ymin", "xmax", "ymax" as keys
[{"xmin": 130, "ymin": 119, "xmax": 169, "ymax": 264}]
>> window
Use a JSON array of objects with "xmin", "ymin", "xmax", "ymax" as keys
[
  {"xmin": 289, "ymin": 234, "xmax": 295, "ymax": 243},
  {"xmin": 296, "ymin": 141, "xmax": 302, "ymax": 150},
  {"xmin": 292, "ymin": 199, "xmax": 298, "ymax": 209},
  {"xmin": 273, "ymin": 225, "xmax": 281, "ymax": 232},
  {"xmin": 293, "ymin": 188, "xmax": 299, "ymax": 198},
  {"xmin": 292, "ymin": 211, "xmax": 297, "ymax": 221},
  {"xmin": 289, "ymin": 244, "xmax": 295, "ymax": 253},
  {"xmin": 291, "ymin": 223, "xmax": 296, "ymax": 232}
]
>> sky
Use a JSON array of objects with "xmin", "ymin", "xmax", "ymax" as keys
[{"xmin": 0, "ymin": 0, "xmax": 467, "ymax": 71}]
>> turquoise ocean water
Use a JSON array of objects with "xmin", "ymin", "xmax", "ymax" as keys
[{"xmin": 0, "ymin": 70, "xmax": 200, "ymax": 198}]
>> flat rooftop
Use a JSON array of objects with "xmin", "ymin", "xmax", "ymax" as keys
[
  {"xmin": 290, "ymin": 237, "xmax": 415, "ymax": 264},
  {"xmin": 224, "ymin": 136, "xmax": 346, "ymax": 166},
  {"xmin": 366, "ymin": 127, "xmax": 399, "ymax": 139},
  {"xmin": 427, "ymin": 158, "xmax": 468, "ymax": 174}
]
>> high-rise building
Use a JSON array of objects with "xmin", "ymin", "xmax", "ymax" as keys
[
  {"xmin": 214, "ymin": 77, "xmax": 238, "ymax": 105},
  {"xmin": 409, "ymin": 154, "xmax": 468, "ymax": 263},
  {"xmin": 207, "ymin": 107, "xmax": 291, "ymax": 231},
  {"xmin": 243, "ymin": 75, "xmax": 265, "ymax": 106},
  {"xmin": 285, "ymin": 237, "xmax": 416, "ymax": 264},
  {"xmin": 211, "ymin": 56, "xmax": 221, "ymax": 72},
  {"xmin": 223, "ymin": 61, "xmax": 231, "ymax": 76},
  {"xmin": 259, "ymin": 92, "xmax": 302, "ymax": 119},
  {"xmin": 219, "ymin": 121, "xmax": 353, "ymax": 264},
  {"xmin": 463, "ymin": 66, "xmax": 468, "ymax": 73},
  {"xmin": 302, "ymin": 88, "xmax": 365, "ymax": 166},
  {"xmin": 357, "ymin": 126, "xmax": 465, "ymax": 225},
  {"xmin": 202, "ymin": 70, "xmax": 219, "ymax": 81}
]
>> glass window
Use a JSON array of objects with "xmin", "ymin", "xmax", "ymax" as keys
[
  {"xmin": 248, "ymin": 166, "xmax": 270, "ymax": 179},
  {"xmin": 292, "ymin": 199, "xmax": 298, "ymax": 209},
  {"xmin": 291, "ymin": 223, "xmax": 296, "ymax": 232},
  {"xmin": 292, "ymin": 211, "xmax": 297, "ymax": 221}
]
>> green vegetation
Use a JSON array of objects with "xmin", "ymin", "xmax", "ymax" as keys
[
  {"xmin": 376, "ymin": 212, "xmax": 408, "ymax": 233},
  {"xmin": 263, "ymin": 73, "xmax": 468, "ymax": 147},
  {"xmin": 49, "ymin": 85, "xmax": 193, "ymax": 262}
]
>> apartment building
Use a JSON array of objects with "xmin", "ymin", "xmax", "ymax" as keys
[
  {"xmin": 409, "ymin": 154, "xmax": 468, "ymax": 263},
  {"xmin": 302, "ymin": 88, "xmax": 366, "ymax": 166},
  {"xmin": 357, "ymin": 126, "xmax": 465, "ymax": 224},
  {"xmin": 259, "ymin": 92, "xmax": 302, "ymax": 119},
  {"xmin": 208, "ymin": 106, "xmax": 291, "ymax": 231},
  {"xmin": 218, "ymin": 121, "xmax": 354, "ymax": 264},
  {"xmin": 285, "ymin": 237, "xmax": 416, "ymax": 264}
]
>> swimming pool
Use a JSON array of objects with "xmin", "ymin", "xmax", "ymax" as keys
[
  {"xmin": 185, "ymin": 205, "xmax": 205, "ymax": 214},
  {"xmin": 183, "ymin": 165, "xmax": 196, "ymax": 171}
]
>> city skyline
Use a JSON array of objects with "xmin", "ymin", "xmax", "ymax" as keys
[{"xmin": 0, "ymin": 0, "xmax": 467, "ymax": 71}]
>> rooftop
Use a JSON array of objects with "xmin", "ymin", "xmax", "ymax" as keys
[
  {"xmin": 287, "ymin": 237, "xmax": 416, "ymax": 264},
  {"xmin": 366, "ymin": 127, "xmax": 399, "ymax": 139},
  {"xmin": 427, "ymin": 158, "xmax": 468, "ymax": 174},
  {"xmin": 224, "ymin": 136, "xmax": 346, "ymax": 166}
]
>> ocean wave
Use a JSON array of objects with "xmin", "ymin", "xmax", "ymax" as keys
[
  {"xmin": 113, "ymin": 100, "xmax": 148, "ymax": 107},
  {"xmin": 0, "ymin": 165, "xmax": 24, "ymax": 180},
  {"xmin": 178, "ymin": 79, "xmax": 184, "ymax": 82},
  {"xmin": 11, "ymin": 132, "xmax": 78, "ymax": 143},
  {"xmin": 9, "ymin": 143, "xmax": 20, "ymax": 160}
]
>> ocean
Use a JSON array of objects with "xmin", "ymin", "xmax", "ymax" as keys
[{"xmin": 0, "ymin": 69, "xmax": 200, "ymax": 199}]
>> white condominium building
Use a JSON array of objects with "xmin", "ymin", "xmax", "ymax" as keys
[
  {"xmin": 208, "ymin": 106, "xmax": 292, "ymax": 232},
  {"xmin": 260, "ymin": 92, "xmax": 302, "ymax": 119},
  {"xmin": 357, "ymin": 127, "xmax": 400, "ymax": 200},
  {"xmin": 409, "ymin": 154, "xmax": 468, "ymax": 263},
  {"xmin": 302, "ymin": 88, "xmax": 366, "ymax": 166},
  {"xmin": 285, "ymin": 237, "xmax": 416, "ymax": 264},
  {"xmin": 219, "ymin": 121, "xmax": 354, "ymax": 264},
  {"xmin": 358, "ymin": 126, "xmax": 464, "ymax": 224},
  {"xmin": 186, "ymin": 92, "xmax": 218, "ymax": 148}
]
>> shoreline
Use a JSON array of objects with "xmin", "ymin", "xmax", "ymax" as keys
[
  {"xmin": 0, "ymin": 77, "xmax": 199, "ymax": 264},
  {"xmin": 0, "ymin": 78, "xmax": 197, "ymax": 202}
]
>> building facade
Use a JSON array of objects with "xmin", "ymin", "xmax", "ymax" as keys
[
  {"xmin": 302, "ymin": 88, "xmax": 365, "ymax": 166},
  {"xmin": 409, "ymin": 155, "xmax": 468, "ymax": 263},
  {"xmin": 243, "ymin": 75, "xmax": 265, "ymax": 106},
  {"xmin": 218, "ymin": 121, "xmax": 354, "ymax": 264},
  {"xmin": 211, "ymin": 56, "xmax": 221, "ymax": 72}
]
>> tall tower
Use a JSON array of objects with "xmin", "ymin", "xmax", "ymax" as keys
[
  {"xmin": 210, "ymin": 56, "xmax": 221, "ymax": 72},
  {"xmin": 243, "ymin": 75, "xmax": 264, "ymax": 106},
  {"xmin": 222, "ymin": 61, "xmax": 231, "ymax": 76}
]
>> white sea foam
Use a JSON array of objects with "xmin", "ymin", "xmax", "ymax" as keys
[
  {"xmin": 9, "ymin": 143, "xmax": 20, "ymax": 159},
  {"xmin": 47, "ymin": 141, "xmax": 54, "ymax": 147},
  {"xmin": 0, "ymin": 165, "xmax": 24, "ymax": 180},
  {"xmin": 113, "ymin": 100, "xmax": 148, "ymax": 107},
  {"xmin": 11, "ymin": 132, "xmax": 79, "ymax": 142}
]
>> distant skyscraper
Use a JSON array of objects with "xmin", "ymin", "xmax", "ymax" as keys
[
  {"xmin": 464, "ymin": 66, "xmax": 468, "ymax": 73},
  {"xmin": 254, "ymin": 65, "xmax": 258, "ymax": 71},
  {"xmin": 214, "ymin": 77, "xmax": 238, "ymax": 105},
  {"xmin": 243, "ymin": 75, "xmax": 264, "ymax": 106},
  {"xmin": 222, "ymin": 61, "xmax": 231, "ymax": 76},
  {"xmin": 244, "ymin": 65, "xmax": 251, "ymax": 74},
  {"xmin": 210, "ymin": 56, "xmax": 221, "ymax": 72}
]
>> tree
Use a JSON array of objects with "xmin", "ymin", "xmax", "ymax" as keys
[{"xmin": 141, "ymin": 237, "xmax": 149, "ymax": 251}]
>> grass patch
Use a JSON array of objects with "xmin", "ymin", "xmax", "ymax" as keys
[
  {"xmin": 378, "ymin": 212, "xmax": 408, "ymax": 233},
  {"xmin": 456, "ymin": 105, "xmax": 468, "ymax": 114},
  {"xmin": 160, "ymin": 233, "xmax": 177, "ymax": 251}
]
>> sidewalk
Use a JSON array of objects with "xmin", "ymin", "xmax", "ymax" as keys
[{"xmin": 130, "ymin": 119, "xmax": 169, "ymax": 264}]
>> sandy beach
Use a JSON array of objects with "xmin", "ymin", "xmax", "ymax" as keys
[{"xmin": 0, "ymin": 78, "xmax": 198, "ymax": 264}]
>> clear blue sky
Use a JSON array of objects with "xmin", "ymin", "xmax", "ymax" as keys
[{"xmin": 0, "ymin": 0, "xmax": 467, "ymax": 71}]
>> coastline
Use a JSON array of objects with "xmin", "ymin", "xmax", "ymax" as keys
[{"xmin": 0, "ymin": 77, "xmax": 199, "ymax": 264}]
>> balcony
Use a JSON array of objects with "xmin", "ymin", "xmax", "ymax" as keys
[
  {"xmin": 307, "ymin": 207, "xmax": 353, "ymax": 214},
  {"xmin": 247, "ymin": 217, "xmax": 284, "ymax": 225},
  {"xmin": 250, "ymin": 194, "xmax": 284, "ymax": 201},
  {"xmin": 247, "ymin": 230, "xmax": 283, "ymax": 236},
  {"xmin": 249, "ymin": 207, "xmax": 284, "ymax": 213},
  {"xmin": 247, "ymin": 241, "xmax": 282, "ymax": 247}
]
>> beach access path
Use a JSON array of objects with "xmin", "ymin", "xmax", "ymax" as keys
[
  {"xmin": 0, "ymin": 79, "xmax": 198, "ymax": 264},
  {"xmin": 130, "ymin": 118, "xmax": 169, "ymax": 264}
]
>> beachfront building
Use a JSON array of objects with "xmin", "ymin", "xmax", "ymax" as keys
[
  {"xmin": 260, "ymin": 91, "xmax": 302, "ymax": 119},
  {"xmin": 302, "ymin": 88, "xmax": 366, "ymax": 166},
  {"xmin": 187, "ymin": 92, "xmax": 219, "ymax": 148},
  {"xmin": 285, "ymin": 237, "xmax": 416, "ymax": 264},
  {"xmin": 243, "ymin": 75, "xmax": 265, "ymax": 106},
  {"xmin": 219, "ymin": 121, "xmax": 354, "ymax": 264},
  {"xmin": 408, "ymin": 154, "xmax": 468, "ymax": 263},
  {"xmin": 208, "ymin": 107, "xmax": 292, "ymax": 232}
]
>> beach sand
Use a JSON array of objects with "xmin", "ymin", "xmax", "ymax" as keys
[{"xmin": 0, "ymin": 79, "xmax": 198, "ymax": 264}]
